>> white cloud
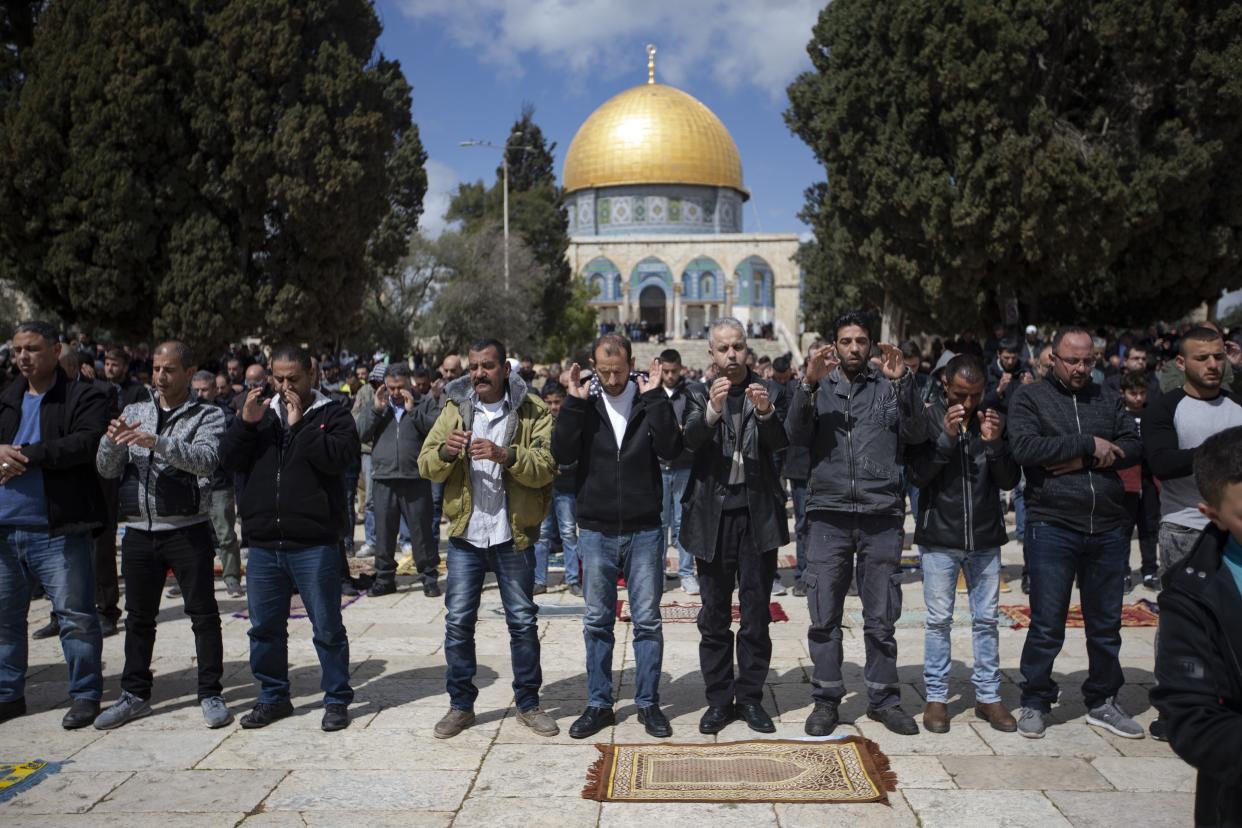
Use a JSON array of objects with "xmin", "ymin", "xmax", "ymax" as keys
[
  {"xmin": 419, "ymin": 158, "xmax": 460, "ymax": 238},
  {"xmin": 394, "ymin": 0, "xmax": 822, "ymax": 98}
]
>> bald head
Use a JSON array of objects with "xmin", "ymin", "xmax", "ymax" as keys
[{"xmin": 440, "ymin": 354, "xmax": 463, "ymax": 380}]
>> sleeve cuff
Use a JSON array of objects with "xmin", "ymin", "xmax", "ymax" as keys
[
  {"xmin": 755, "ymin": 407, "xmax": 774, "ymax": 422},
  {"xmin": 504, "ymin": 446, "xmax": 518, "ymax": 467},
  {"xmin": 705, "ymin": 404, "xmax": 723, "ymax": 425}
]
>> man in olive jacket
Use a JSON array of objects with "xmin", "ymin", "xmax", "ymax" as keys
[
  {"xmin": 680, "ymin": 318, "xmax": 789, "ymax": 735},
  {"xmin": 417, "ymin": 339, "xmax": 557, "ymax": 741}
]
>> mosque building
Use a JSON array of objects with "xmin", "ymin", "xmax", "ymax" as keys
[{"xmin": 561, "ymin": 46, "xmax": 803, "ymax": 357}]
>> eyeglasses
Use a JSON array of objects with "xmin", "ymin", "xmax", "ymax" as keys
[{"xmin": 1052, "ymin": 354, "xmax": 1092, "ymax": 367}]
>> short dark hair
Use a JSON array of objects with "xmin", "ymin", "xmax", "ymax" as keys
[
  {"xmin": 658, "ymin": 348, "xmax": 682, "ymax": 364},
  {"xmin": 14, "ymin": 320, "xmax": 59, "ymax": 345},
  {"xmin": 899, "ymin": 339, "xmax": 921, "ymax": 359},
  {"xmin": 944, "ymin": 353, "xmax": 985, "ymax": 385},
  {"xmin": 998, "ymin": 337, "xmax": 1020, "ymax": 354},
  {"xmin": 104, "ymin": 347, "xmax": 127, "ymax": 363},
  {"xmin": 592, "ymin": 333, "xmax": 632, "ymax": 363},
  {"xmin": 270, "ymin": 344, "xmax": 311, "ymax": 371},
  {"xmin": 1119, "ymin": 371, "xmax": 1148, "ymax": 393},
  {"xmin": 1051, "ymin": 325, "xmax": 1092, "ymax": 351},
  {"xmin": 468, "ymin": 338, "xmax": 507, "ymax": 366},
  {"xmin": 412, "ymin": 367, "xmax": 431, "ymax": 381},
  {"xmin": 832, "ymin": 310, "xmax": 871, "ymax": 342},
  {"xmin": 385, "ymin": 363, "xmax": 412, "ymax": 380},
  {"xmin": 772, "ymin": 355, "xmax": 791, "ymax": 373},
  {"xmin": 1180, "ymin": 326, "xmax": 1224, "ymax": 355},
  {"xmin": 541, "ymin": 381, "xmax": 566, "ymax": 399},
  {"xmin": 757, "ymin": 355, "xmax": 772, "ymax": 365},
  {"xmin": 1195, "ymin": 426, "xmax": 1242, "ymax": 507},
  {"xmin": 154, "ymin": 340, "xmax": 194, "ymax": 369}
]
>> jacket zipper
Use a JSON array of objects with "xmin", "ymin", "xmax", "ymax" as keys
[
  {"xmin": 960, "ymin": 430, "xmax": 974, "ymax": 551},
  {"xmin": 1071, "ymin": 394, "xmax": 1096, "ymax": 534},
  {"xmin": 845, "ymin": 381, "xmax": 857, "ymax": 512},
  {"xmin": 276, "ymin": 421, "xmax": 285, "ymax": 546}
]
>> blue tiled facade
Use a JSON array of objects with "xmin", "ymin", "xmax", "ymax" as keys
[{"xmin": 567, "ymin": 184, "xmax": 744, "ymax": 237}]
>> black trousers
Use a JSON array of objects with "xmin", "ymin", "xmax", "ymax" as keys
[
  {"xmin": 373, "ymin": 477, "xmax": 439, "ymax": 585},
  {"xmin": 120, "ymin": 522, "xmax": 224, "ymax": 700},
  {"xmin": 696, "ymin": 508, "xmax": 778, "ymax": 707},
  {"xmin": 1122, "ymin": 476, "xmax": 1160, "ymax": 578},
  {"xmin": 95, "ymin": 478, "xmax": 121, "ymax": 622}
]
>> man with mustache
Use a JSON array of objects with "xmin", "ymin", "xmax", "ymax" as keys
[
  {"xmin": 418, "ymin": 339, "xmax": 558, "ymax": 739},
  {"xmin": 1142, "ymin": 325, "xmax": 1242, "ymax": 740}
]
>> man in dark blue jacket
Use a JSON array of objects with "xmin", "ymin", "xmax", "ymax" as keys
[
  {"xmin": 786, "ymin": 311, "xmax": 928, "ymax": 737},
  {"xmin": 1008, "ymin": 326, "xmax": 1144, "ymax": 740}
]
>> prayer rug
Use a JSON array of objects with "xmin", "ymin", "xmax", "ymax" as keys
[
  {"xmin": 582, "ymin": 737, "xmax": 896, "ymax": 804},
  {"xmin": 999, "ymin": 599, "xmax": 1159, "ymax": 629},
  {"xmin": 0, "ymin": 761, "xmax": 60, "ymax": 803},
  {"xmin": 615, "ymin": 600, "xmax": 789, "ymax": 624},
  {"xmin": 232, "ymin": 593, "xmax": 362, "ymax": 621}
]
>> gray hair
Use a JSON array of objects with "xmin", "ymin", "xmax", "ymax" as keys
[
  {"xmin": 191, "ymin": 370, "xmax": 215, "ymax": 384},
  {"xmin": 1092, "ymin": 336, "xmax": 1106, "ymax": 349},
  {"xmin": 385, "ymin": 362, "xmax": 412, "ymax": 380},
  {"xmin": 707, "ymin": 317, "xmax": 747, "ymax": 348}
]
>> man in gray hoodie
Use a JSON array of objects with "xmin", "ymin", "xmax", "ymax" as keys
[
  {"xmin": 94, "ymin": 341, "xmax": 230, "ymax": 730},
  {"xmin": 356, "ymin": 363, "xmax": 442, "ymax": 597}
]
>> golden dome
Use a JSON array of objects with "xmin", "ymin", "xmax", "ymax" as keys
[{"xmin": 562, "ymin": 82, "xmax": 746, "ymax": 197}]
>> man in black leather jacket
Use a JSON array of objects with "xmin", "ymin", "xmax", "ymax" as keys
[
  {"xmin": 905, "ymin": 354, "xmax": 1019, "ymax": 735},
  {"xmin": 680, "ymin": 319, "xmax": 789, "ymax": 735}
]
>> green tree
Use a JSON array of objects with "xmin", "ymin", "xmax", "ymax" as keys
[
  {"xmin": 446, "ymin": 104, "xmax": 594, "ymax": 360},
  {"xmin": 787, "ymin": 0, "xmax": 1242, "ymax": 337},
  {"xmin": 0, "ymin": 0, "xmax": 425, "ymax": 352}
]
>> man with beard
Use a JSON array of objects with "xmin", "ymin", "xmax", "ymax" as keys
[
  {"xmin": 656, "ymin": 349, "xmax": 700, "ymax": 594},
  {"xmin": 104, "ymin": 348, "xmax": 149, "ymax": 408},
  {"xmin": 680, "ymin": 319, "xmax": 789, "ymax": 734},
  {"xmin": 191, "ymin": 370, "xmax": 243, "ymax": 597}
]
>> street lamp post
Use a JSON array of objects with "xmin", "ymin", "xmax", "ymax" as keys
[{"xmin": 459, "ymin": 135, "xmax": 537, "ymax": 293}]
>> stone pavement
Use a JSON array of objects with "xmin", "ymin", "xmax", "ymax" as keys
[{"xmin": 1, "ymin": 521, "xmax": 1193, "ymax": 827}]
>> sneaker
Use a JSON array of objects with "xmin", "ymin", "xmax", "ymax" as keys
[
  {"xmin": 356, "ymin": 543, "xmax": 376, "ymax": 557},
  {"xmin": 792, "ymin": 580, "xmax": 807, "ymax": 598},
  {"xmin": 681, "ymin": 575, "xmax": 700, "ymax": 595},
  {"xmin": 1122, "ymin": 574, "xmax": 1134, "ymax": 595},
  {"xmin": 568, "ymin": 583, "xmax": 583, "ymax": 598},
  {"xmin": 166, "ymin": 584, "xmax": 182, "ymax": 599},
  {"xmin": 516, "ymin": 706, "xmax": 559, "ymax": 737},
  {"xmin": 771, "ymin": 577, "xmax": 787, "ymax": 596},
  {"xmin": 1143, "ymin": 574, "xmax": 1160, "ymax": 591},
  {"xmin": 1016, "ymin": 707, "xmax": 1046, "ymax": 739},
  {"xmin": 240, "ymin": 700, "xmax": 294, "ymax": 729},
  {"xmin": 94, "ymin": 691, "xmax": 153, "ymax": 730},
  {"xmin": 201, "ymin": 696, "xmax": 233, "ymax": 729},
  {"xmin": 224, "ymin": 576, "xmax": 244, "ymax": 598},
  {"xmin": 434, "ymin": 708, "xmax": 475, "ymax": 739},
  {"xmin": 1086, "ymin": 697, "xmax": 1145, "ymax": 739},
  {"xmin": 1148, "ymin": 717, "xmax": 1168, "ymax": 742},
  {"xmin": 321, "ymin": 703, "xmax": 349, "ymax": 732}
]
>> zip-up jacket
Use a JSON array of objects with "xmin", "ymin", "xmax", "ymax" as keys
[
  {"xmin": 218, "ymin": 390, "xmax": 360, "ymax": 549},
  {"xmin": 779, "ymin": 377, "xmax": 811, "ymax": 481},
  {"xmin": 679, "ymin": 371, "xmax": 790, "ymax": 560},
  {"xmin": 96, "ymin": 395, "xmax": 225, "ymax": 531},
  {"xmin": 785, "ymin": 366, "xmax": 927, "ymax": 517},
  {"xmin": 1007, "ymin": 376, "xmax": 1141, "ymax": 535},
  {"xmin": 355, "ymin": 393, "xmax": 440, "ymax": 480},
  {"xmin": 1151, "ymin": 527, "xmax": 1242, "ymax": 828},
  {"xmin": 904, "ymin": 400, "xmax": 1020, "ymax": 550},
  {"xmin": 552, "ymin": 383, "xmax": 682, "ymax": 534},
  {"xmin": 659, "ymin": 378, "xmax": 700, "ymax": 471},
  {"xmin": 0, "ymin": 368, "xmax": 108, "ymax": 536}
]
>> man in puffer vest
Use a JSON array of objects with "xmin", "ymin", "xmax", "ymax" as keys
[{"xmin": 94, "ymin": 341, "xmax": 229, "ymax": 730}]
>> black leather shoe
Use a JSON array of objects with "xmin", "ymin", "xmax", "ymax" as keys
[
  {"xmin": 1020, "ymin": 573, "xmax": 1031, "ymax": 595},
  {"xmin": 340, "ymin": 579, "xmax": 359, "ymax": 597},
  {"xmin": 367, "ymin": 581, "xmax": 396, "ymax": 598},
  {"xmin": 423, "ymin": 578, "xmax": 441, "ymax": 598},
  {"xmin": 0, "ymin": 697, "xmax": 26, "ymax": 724},
  {"xmin": 737, "ymin": 703, "xmax": 776, "ymax": 734},
  {"xmin": 321, "ymin": 703, "xmax": 349, "ymax": 732},
  {"xmin": 637, "ymin": 705, "xmax": 672, "ymax": 738},
  {"xmin": 568, "ymin": 706, "xmax": 615, "ymax": 739},
  {"xmin": 240, "ymin": 700, "xmax": 295, "ymax": 729},
  {"xmin": 868, "ymin": 705, "xmax": 919, "ymax": 736},
  {"xmin": 61, "ymin": 698, "xmax": 100, "ymax": 730},
  {"xmin": 804, "ymin": 702, "xmax": 839, "ymax": 736},
  {"xmin": 698, "ymin": 704, "xmax": 736, "ymax": 734},
  {"xmin": 32, "ymin": 617, "xmax": 59, "ymax": 640},
  {"xmin": 99, "ymin": 617, "xmax": 119, "ymax": 638}
]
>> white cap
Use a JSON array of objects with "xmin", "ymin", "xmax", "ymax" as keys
[
  {"xmin": 507, "ymin": 358, "xmax": 520, "ymax": 373},
  {"xmin": 1025, "ymin": 324, "xmax": 1037, "ymax": 334}
]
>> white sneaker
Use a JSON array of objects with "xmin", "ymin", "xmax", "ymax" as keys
[
  {"xmin": 356, "ymin": 543, "xmax": 375, "ymax": 557},
  {"xmin": 681, "ymin": 575, "xmax": 700, "ymax": 595},
  {"xmin": 772, "ymin": 577, "xmax": 788, "ymax": 596}
]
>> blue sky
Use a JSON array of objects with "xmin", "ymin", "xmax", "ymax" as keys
[{"xmin": 374, "ymin": 0, "xmax": 825, "ymax": 237}]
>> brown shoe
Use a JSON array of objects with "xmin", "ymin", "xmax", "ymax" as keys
[
  {"xmin": 923, "ymin": 701, "xmax": 950, "ymax": 733},
  {"xmin": 975, "ymin": 701, "xmax": 1017, "ymax": 732},
  {"xmin": 434, "ymin": 708, "xmax": 475, "ymax": 739}
]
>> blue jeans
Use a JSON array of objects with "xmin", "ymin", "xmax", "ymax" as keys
[
  {"xmin": 444, "ymin": 538, "xmax": 541, "ymax": 711},
  {"xmin": 246, "ymin": 545, "xmax": 353, "ymax": 705},
  {"xmin": 0, "ymin": 528, "xmax": 102, "ymax": 702},
  {"xmin": 579, "ymin": 527, "xmax": 664, "ymax": 708},
  {"xmin": 1019, "ymin": 522, "xmax": 1127, "ymax": 711},
  {"xmin": 788, "ymin": 479, "xmax": 808, "ymax": 578},
  {"xmin": 661, "ymin": 467, "xmax": 692, "ymax": 578},
  {"xmin": 921, "ymin": 545, "xmax": 1002, "ymax": 703},
  {"xmin": 1012, "ymin": 481, "xmax": 1026, "ymax": 543},
  {"xmin": 534, "ymin": 492, "xmax": 580, "ymax": 587}
]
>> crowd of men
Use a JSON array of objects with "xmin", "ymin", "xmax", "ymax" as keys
[{"xmin": 1, "ymin": 314, "xmax": 1241, "ymax": 824}]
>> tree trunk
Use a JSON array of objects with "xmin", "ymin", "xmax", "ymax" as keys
[{"xmin": 880, "ymin": 289, "xmax": 904, "ymax": 343}]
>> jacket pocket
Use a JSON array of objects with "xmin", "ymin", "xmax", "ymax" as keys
[
  {"xmin": 118, "ymin": 466, "xmax": 142, "ymax": 520},
  {"xmin": 153, "ymin": 467, "xmax": 201, "ymax": 517}
]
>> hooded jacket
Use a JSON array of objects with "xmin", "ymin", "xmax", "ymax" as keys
[
  {"xmin": 658, "ymin": 377, "xmax": 701, "ymax": 471},
  {"xmin": 1151, "ymin": 527, "xmax": 1242, "ymax": 828},
  {"xmin": 96, "ymin": 395, "xmax": 225, "ymax": 531},
  {"xmin": 679, "ymin": 371, "xmax": 789, "ymax": 559},
  {"xmin": 0, "ymin": 368, "xmax": 108, "ymax": 536},
  {"xmin": 1007, "ymin": 375, "xmax": 1142, "ymax": 535},
  {"xmin": 218, "ymin": 389, "xmax": 360, "ymax": 550},
  {"xmin": 355, "ymin": 391, "xmax": 440, "ymax": 480},
  {"xmin": 785, "ymin": 366, "xmax": 927, "ymax": 517},
  {"xmin": 417, "ymin": 373, "xmax": 555, "ymax": 549},
  {"xmin": 904, "ymin": 399, "xmax": 1021, "ymax": 550},
  {"xmin": 552, "ymin": 379, "xmax": 682, "ymax": 534}
]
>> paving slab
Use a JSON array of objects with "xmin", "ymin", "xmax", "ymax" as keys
[
  {"xmin": 599, "ymin": 801, "xmax": 778, "ymax": 827},
  {"xmin": 455, "ymin": 795, "xmax": 601, "ymax": 827},
  {"xmin": 263, "ymin": 769, "xmax": 472, "ymax": 811},
  {"xmin": 903, "ymin": 789, "xmax": 1074, "ymax": 827},
  {"xmin": 64, "ymin": 729, "xmax": 231, "ymax": 771},
  {"xmin": 941, "ymin": 756, "xmax": 1112, "ymax": 791},
  {"xmin": 0, "ymin": 771, "xmax": 132, "ymax": 815},
  {"xmin": 774, "ymin": 792, "xmax": 919, "ymax": 827},
  {"xmin": 90, "ymin": 769, "xmax": 285, "ymax": 812},
  {"xmin": 1044, "ymin": 790, "xmax": 1195, "ymax": 827},
  {"xmin": 1090, "ymin": 756, "xmax": 1196, "ymax": 792},
  {"xmin": 471, "ymin": 743, "xmax": 600, "ymax": 798}
]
